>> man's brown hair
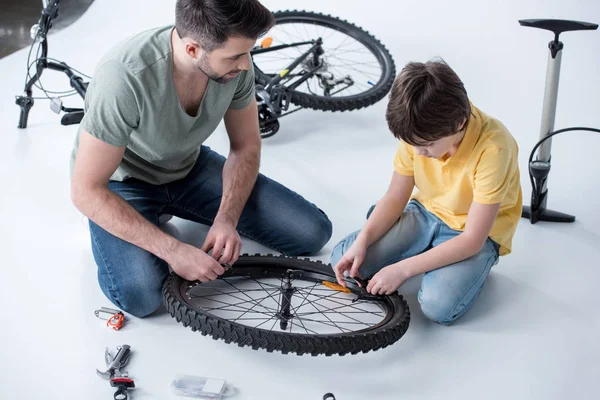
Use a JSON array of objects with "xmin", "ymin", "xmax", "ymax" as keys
[
  {"xmin": 175, "ymin": 0, "xmax": 275, "ymax": 52},
  {"xmin": 385, "ymin": 59, "xmax": 471, "ymax": 146}
]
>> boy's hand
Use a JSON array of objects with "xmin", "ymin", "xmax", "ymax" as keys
[
  {"xmin": 333, "ymin": 238, "xmax": 368, "ymax": 287},
  {"xmin": 367, "ymin": 262, "xmax": 410, "ymax": 295}
]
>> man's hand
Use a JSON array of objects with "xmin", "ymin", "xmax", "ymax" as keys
[
  {"xmin": 201, "ymin": 217, "xmax": 242, "ymax": 265},
  {"xmin": 333, "ymin": 237, "xmax": 368, "ymax": 287},
  {"xmin": 367, "ymin": 262, "xmax": 410, "ymax": 295},
  {"xmin": 166, "ymin": 241, "xmax": 226, "ymax": 282}
]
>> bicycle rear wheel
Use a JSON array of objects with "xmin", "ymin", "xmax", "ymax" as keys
[
  {"xmin": 162, "ymin": 255, "xmax": 410, "ymax": 356},
  {"xmin": 252, "ymin": 10, "xmax": 396, "ymax": 112}
]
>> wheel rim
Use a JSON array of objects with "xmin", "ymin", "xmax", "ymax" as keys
[
  {"xmin": 177, "ymin": 266, "xmax": 396, "ymax": 336},
  {"xmin": 252, "ymin": 16, "xmax": 392, "ymax": 101}
]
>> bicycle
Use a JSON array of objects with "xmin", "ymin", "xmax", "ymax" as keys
[{"xmin": 15, "ymin": 2, "xmax": 397, "ymax": 141}]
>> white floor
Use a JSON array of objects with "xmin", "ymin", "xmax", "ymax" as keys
[{"xmin": 1, "ymin": 0, "xmax": 600, "ymax": 399}]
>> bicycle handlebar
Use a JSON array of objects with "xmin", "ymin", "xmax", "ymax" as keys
[{"xmin": 36, "ymin": 0, "xmax": 61, "ymax": 39}]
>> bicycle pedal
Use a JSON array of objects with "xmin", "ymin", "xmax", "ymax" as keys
[{"xmin": 61, "ymin": 111, "xmax": 84, "ymax": 125}]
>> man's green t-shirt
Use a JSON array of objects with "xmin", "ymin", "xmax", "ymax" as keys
[{"xmin": 70, "ymin": 25, "xmax": 255, "ymax": 185}]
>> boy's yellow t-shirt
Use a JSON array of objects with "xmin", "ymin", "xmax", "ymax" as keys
[{"xmin": 393, "ymin": 103, "xmax": 522, "ymax": 256}]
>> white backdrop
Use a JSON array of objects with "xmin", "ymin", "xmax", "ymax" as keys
[{"xmin": 1, "ymin": 1, "xmax": 599, "ymax": 399}]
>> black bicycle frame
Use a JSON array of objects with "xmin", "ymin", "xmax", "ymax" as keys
[{"xmin": 251, "ymin": 38, "xmax": 324, "ymax": 91}]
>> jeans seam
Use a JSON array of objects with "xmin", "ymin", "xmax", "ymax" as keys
[
  {"xmin": 441, "ymin": 250, "xmax": 498, "ymax": 323},
  {"xmin": 90, "ymin": 226, "xmax": 122, "ymax": 307},
  {"xmin": 164, "ymin": 184, "xmax": 173, "ymax": 204},
  {"xmin": 169, "ymin": 203, "xmax": 290, "ymax": 255}
]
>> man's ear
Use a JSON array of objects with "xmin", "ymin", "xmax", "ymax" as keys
[{"xmin": 184, "ymin": 40, "xmax": 202, "ymax": 60}]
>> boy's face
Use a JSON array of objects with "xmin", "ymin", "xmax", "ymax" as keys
[
  {"xmin": 413, "ymin": 134, "xmax": 460, "ymax": 159},
  {"xmin": 413, "ymin": 119, "xmax": 467, "ymax": 159}
]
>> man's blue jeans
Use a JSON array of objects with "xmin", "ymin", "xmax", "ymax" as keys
[
  {"xmin": 89, "ymin": 146, "xmax": 332, "ymax": 317},
  {"xmin": 330, "ymin": 200, "xmax": 499, "ymax": 325}
]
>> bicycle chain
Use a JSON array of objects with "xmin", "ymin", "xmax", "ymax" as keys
[{"xmin": 260, "ymin": 106, "xmax": 303, "ymax": 127}]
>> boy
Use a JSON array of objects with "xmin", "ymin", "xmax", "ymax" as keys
[{"xmin": 331, "ymin": 59, "xmax": 522, "ymax": 325}]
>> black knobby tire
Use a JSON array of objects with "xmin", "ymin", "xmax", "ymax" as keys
[
  {"xmin": 162, "ymin": 254, "xmax": 410, "ymax": 356},
  {"xmin": 254, "ymin": 10, "xmax": 396, "ymax": 112}
]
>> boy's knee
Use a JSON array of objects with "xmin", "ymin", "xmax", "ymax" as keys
[
  {"xmin": 328, "ymin": 229, "xmax": 362, "ymax": 267},
  {"xmin": 329, "ymin": 239, "xmax": 346, "ymax": 267},
  {"xmin": 418, "ymin": 290, "xmax": 459, "ymax": 325}
]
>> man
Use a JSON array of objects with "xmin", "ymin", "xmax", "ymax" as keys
[
  {"xmin": 331, "ymin": 59, "xmax": 521, "ymax": 325},
  {"xmin": 70, "ymin": 0, "xmax": 332, "ymax": 318}
]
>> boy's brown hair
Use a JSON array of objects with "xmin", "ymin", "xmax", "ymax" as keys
[{"xmin": 386, "ymin": 59, "xmax": 471, "ymax": 146}]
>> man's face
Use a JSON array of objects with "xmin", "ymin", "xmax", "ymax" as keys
[{"xmin": 193, "ymin": 36, "xmax": 255, "ymax": 84}]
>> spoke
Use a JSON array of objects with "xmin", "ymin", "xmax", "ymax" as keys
[
  {"xmin": 322, "ymin": 27, "xmax": 338, "ymax": 42},
  {"xmin": 292, "ymin": 285, "xmax": 346, "ymax": 333},
  {"xmin": 294, "ymin": 287, "xmax": 384, "ymax": 314},
  {"xmin": 328, "ymin": 62, "xmax": 380, "ymax": 84},
  {"xmin": 252, "ymin": 277, "xmax": 282, "ymax": 309},
  {"xmin": 327, "ymin": 60, "xmax": 381, "ymax": 69},
  {"xmin": 329, "ymin": 34, "xmax": 353, "ymax": 55},
  {"xmin": 323, "ymin": 47, "xmax": 374, "ymax": 57},
  {"xmin": 288, "ymin": 319, "xmax": 319, "ymax": 335},
  {"xmin": 296, "ymin": 304, "xmax": 366, "ymax": 330},
  {"xmin": 304, "ymin": 304, "xmax": 378, "ymax": 327},
  {"xmin": 190, "ymin": 292, "xmax": 279, "ymax": 314},
  {"xmin": 295, "ymin": 301, "xmax": 385, "ymax": 317},
  {"xmin": 191, "ymin": 287, "xmax": 279, "ymax": 296},
  {"xmin": 232, "ymin": 288, "xmax": 276, "ymax": 323},
  {"xmin": 296, "ymin": 309, "xmax": 385, "ymax": 316},
  {"xmin": 295, "ymin": 317, "xmax": 373, "ymax": 330},
  {"xmin": 221, "ymin": 279, "xmax": 280, "ymax": 314},
  {"xmin": 300, "ymin": 22, "xmax": 312, "ymax": 44},
  {"xmin": 254, "ymin": 55, "xmax": 297, "ymax": 62},
  {"xmin": 255, "ymin": 314, "xmax": 279, "ymax": 330},
  {"xmin": 327, "ymin": 57, "xmax": 382, "ymax": 75},
  {"xmin": 189, "ymin": 282, "xmax": 278, "ymax": 302},
  {"xmin": 285, "ymin": 283, "xmax": 320, "ymax": 335},
  {"xmin": 277, "ymin": 27, "xmax": 305, "ymax": 57}
]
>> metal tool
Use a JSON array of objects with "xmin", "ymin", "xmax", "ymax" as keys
[
  {"xmin": 110, "ymin": 377, "xmax": 135, "ymax": 400},
  {"xmin": 97, "ymin": 345, "xmax": 132, "ymax": 380},
  {"xmin": 95, "ymin": 307, "xmax": 126, "ymax": 331}
]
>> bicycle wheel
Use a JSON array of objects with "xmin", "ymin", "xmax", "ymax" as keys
[
  {"xmin": 162, "ymin": 255, "xmax": 410, "ymax": 356},
  {"xmin": 252, "ymin": 10, "xmax": 396, "ymax": 112}
]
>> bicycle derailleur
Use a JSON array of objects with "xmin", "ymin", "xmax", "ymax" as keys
[
  {"xmin": 254, "ymin": 48, "xmax": 354, "ymax": 139},
  {"xmin": 255, "ymin": 83, "xmax": 292, "ymax": 139}
]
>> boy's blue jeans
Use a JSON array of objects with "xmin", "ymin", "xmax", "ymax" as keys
[
  {"xmin": 330, "ymin": 200, "xmax": 499, "ymax": 325},
  {"xmin": 89, "ymin": 146, "xmax": 332, "ymax": 318}
]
